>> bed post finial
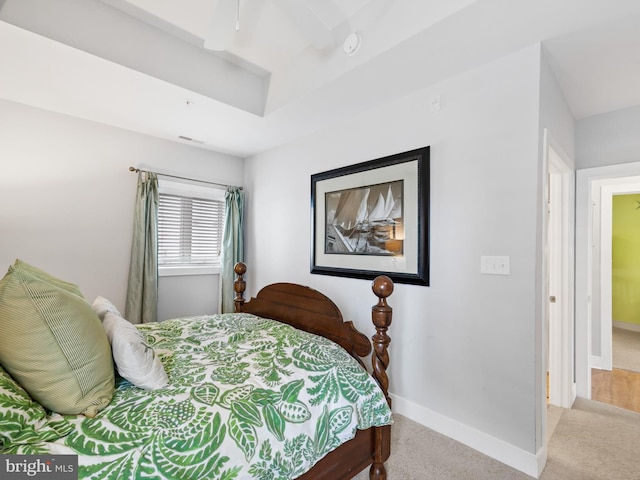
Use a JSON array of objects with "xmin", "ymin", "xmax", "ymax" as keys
[
  {"xmin": 371, "ymin": 275, "xmax": 393, "ymax": 408},
  {"xmin": 370, "ymin": 275, "xmax": 393, "ymax": 480},
  {"xmin": 234, "ymin": 262, "xmax": 247, "ymax": 312}
]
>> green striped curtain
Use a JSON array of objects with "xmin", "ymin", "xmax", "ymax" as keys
[
  {"xmin": 125, "ymin": 172, "xmax": 158, "ymax": 324},
  {"xmin": 220, "ymin": 187, "xmax": 244, "ymax": 313}
]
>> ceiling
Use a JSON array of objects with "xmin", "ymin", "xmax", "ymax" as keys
[{"xmin": 1, "ymin": 0, "xmax": 640, "ymax": 158}]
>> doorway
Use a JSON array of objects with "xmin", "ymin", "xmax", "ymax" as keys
[
  {"xmin": 595, "ymin": 180, "xmax": 640, "ymax": 369},
  {"xmin": 585, "ymin": 178, "xmax": 640, "ymax": 412},
  {"xmin": 575, "ymin": 161, "xmax": 640, "ymax": 399}
]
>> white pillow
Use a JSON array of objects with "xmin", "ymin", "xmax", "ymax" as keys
[
  {"xmin": 92, "ymin": 296, "xmax": 122, "ymax": 322},
  {"xmin": 102, "ymin": 312, "xmax": 168, "ymax": 391}
]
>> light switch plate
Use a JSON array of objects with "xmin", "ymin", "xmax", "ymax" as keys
[{"xmin": 481, "ymin": 256, "xmax": 510, "ymax": 275}]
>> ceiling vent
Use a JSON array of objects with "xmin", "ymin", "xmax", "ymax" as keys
[{"xmin": 178, "ymin": 135, "xmax": 205, "ymax": 144}]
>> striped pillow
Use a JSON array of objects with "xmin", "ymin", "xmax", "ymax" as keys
[
  {"xmin": 12, "ymin": 259, "xmax": 82, "ymax": 294},
  {"xmin": 0, "ymin": 260, "xmax": 114, "ymax": 417}
]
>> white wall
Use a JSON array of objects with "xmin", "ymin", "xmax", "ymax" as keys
[
  {"xmin": 574, "ymin": 106, "xmax": 640, "ymax": 397},
  {"xmin": 539, "ymin": 51, "xmax": 576, "ymax": 167},
  {"xmin": 245, "ymin": 45, "xmax": 544, "ymax": 475},
  {"xmin": 576, "ymin": 106, "xmax": 640, "ymax": 170},
  {"xmin": 575, "ymin": 105, "xmax": 640, "ymax": 360},
  {"xmin": 0, "ymin": 99, "xmax": 244, "ymax": 318},
  {"xmin": 158, "ymin": 274, "xmax": 220, "ymax": 321}
]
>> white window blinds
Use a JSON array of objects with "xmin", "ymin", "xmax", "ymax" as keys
[{"xmin": 158, "ymin": 193, "xmax": 224, "ymax": 267}]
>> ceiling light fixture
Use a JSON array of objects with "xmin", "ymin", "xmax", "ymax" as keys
[{"xmin": 343, "ymin": 32, "xmax": 361, "ymax": 56}]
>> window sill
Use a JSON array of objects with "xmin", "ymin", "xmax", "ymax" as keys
[{"xmin": 159, "ymin": 266, "xmax": 220, "ymax": 277}]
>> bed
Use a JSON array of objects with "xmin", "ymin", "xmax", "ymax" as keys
[{"xmin": 0, "ymin": 260, "xmax": 394, "ymax": 480}]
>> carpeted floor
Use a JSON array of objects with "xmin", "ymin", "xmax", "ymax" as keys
[
  {"xmin": 541, "ymin": 398, "xmax": 640, "ymax": 480},
  {"xmin": 354, "ymin": 398, "xmax": 640, "ymax": 480},
  {"xmin": 353, "ymin": 414, "xmax": 533, "ymax": 480}
]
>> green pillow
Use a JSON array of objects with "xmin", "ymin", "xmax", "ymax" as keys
[
  {"xmin": 0, "ymin": 364, "xmax": 73, "ymax": 451},
  {"xmin": 0, "ymin": 260, "xmax": 114, "ymax": 417},
  {"xmin": 12, "ymin": 259, "xmax": 82, "ymax": 294}
]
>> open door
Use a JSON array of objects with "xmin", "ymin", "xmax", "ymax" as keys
[{"xmin": 544, "ymin": 131, "xmax": 575, "ymax": 408}]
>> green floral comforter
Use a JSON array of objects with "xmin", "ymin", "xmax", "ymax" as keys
[{"xmin": 2, "ymin": 313, "xmax": 392, "ymax": 479}]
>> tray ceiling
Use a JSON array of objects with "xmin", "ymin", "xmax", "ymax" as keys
[{"xmin": 1, "ymin": 0, "xmax": 640, "ymax": 156}]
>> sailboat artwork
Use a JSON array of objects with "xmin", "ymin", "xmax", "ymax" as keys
[{"xmin": 325, "ymin": 180, "xmax": 404, "ymax": 255}]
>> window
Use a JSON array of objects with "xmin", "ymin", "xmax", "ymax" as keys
[{"xmin": 157, "ymin": 181, "xmax": 225, "ymax": 275}]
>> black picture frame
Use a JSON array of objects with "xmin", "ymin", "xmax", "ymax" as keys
[{"xmin": 311, "ymin": 146, "xmax": 429, "ymax": 286}]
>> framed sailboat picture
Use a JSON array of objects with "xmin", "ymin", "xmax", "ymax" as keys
[{"xmin": 311, "ymin": 146, "xmax": 429, "ymax": 285}]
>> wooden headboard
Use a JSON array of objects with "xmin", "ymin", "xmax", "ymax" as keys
[{"xmin": 233, "ymin": 262, "xmax": 373, "ymax": 362}]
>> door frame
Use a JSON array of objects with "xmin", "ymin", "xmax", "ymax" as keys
[
  {"xmin": 575, "ymin": 161, "xmax": 640, "ymax": 398},
  {"xmin": 591, "ymin": 180, "xmax": 640, "ymax": 370}
]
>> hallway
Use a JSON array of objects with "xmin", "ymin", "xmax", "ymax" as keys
[
  {"xmin": 591, "ymin": 327, "xmax": 640, "ymax": 413},
  {"xmin": 592, "ymin": 368, "xmax": 640, "ymax": 413}
]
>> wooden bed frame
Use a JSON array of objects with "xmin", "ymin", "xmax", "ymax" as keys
[{"xmin": 233, "ymin": 262, "xmax": 393, "ymax": 480}]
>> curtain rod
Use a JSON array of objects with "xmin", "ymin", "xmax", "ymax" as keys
[{"xmin": 129, "ymin": 167, "xmax": 242, "ymax": 190}]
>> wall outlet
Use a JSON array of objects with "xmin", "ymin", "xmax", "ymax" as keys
[{"xmin": 481, "ymin": 256, "xmax": 510, "ymax": 275}]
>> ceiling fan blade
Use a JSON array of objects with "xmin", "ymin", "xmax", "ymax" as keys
[
  {"xmin": 272, "ymin": 0, "xmax": 348, "ymax": 49},
  {"xmin": 203, "ymin": 0, "xmax": 237, "ymax": 51}
]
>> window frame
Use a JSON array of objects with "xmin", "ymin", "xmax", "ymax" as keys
[{"xmin": 157, "ymin": 179, "xmax": 226, "ymax": 277}]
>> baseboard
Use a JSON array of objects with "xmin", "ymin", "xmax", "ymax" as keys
[
  {"xmin": 391, "ymin": 393, "xmax": 545, "ymax": 478},
  {"xmin": 613, "ymin": 320, "xmax": 640, "ymax": 333},
  {"xmin": 535, "ymin": 445, "xmax": 547, "ymax": 478}
]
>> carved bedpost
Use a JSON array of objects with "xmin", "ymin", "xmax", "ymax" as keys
[
  {"xmin": 233, "ymin": 262, "xmax": 247, "ymax": 313},
  {"xmin": 370, "ymin": 275, "xmax": 393, "ymax": 480},
  {"xmin": 371, "ymin": 275, "xmax": 393, "ymax": 407}
]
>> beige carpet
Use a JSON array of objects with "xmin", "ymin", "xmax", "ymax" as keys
[
  {"xmin": 353, "ymin": 415, "xmax": 533, "ymax": 480},
  {"xmin": 541, "ymin": 398, "xmax": 640, "ymax": 480},
  {"xmin": 354, "ymin": 398, "xmax": 640, "ymax": 480},
  {"xmin": 613, "ymin": 327, "xmax": 640, "ymax": 372}
]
